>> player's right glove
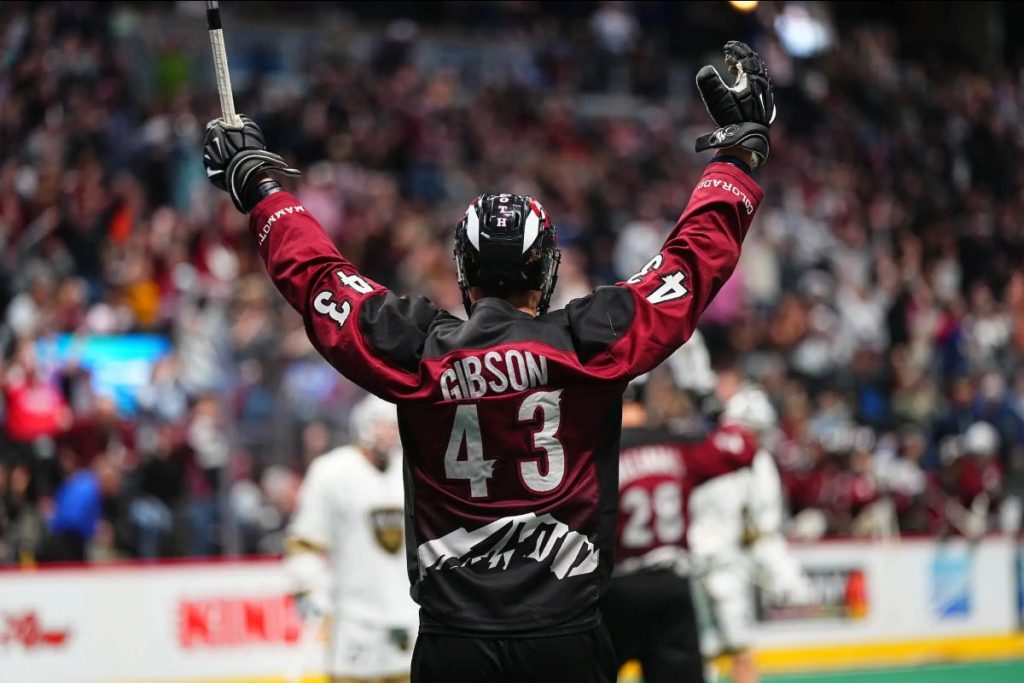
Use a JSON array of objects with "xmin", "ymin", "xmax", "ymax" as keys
[
  {"xmin": 203, "ymin": 115, "xmax": 300, "ymax": 213},
  {"xmin": 695, "ymin": 41, "xmax": 776, "ymax": 168}
]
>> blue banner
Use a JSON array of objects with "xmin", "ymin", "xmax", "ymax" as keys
[{"xmin": 37, "ymin": 334, "xmax": 172, "ymax": 415}]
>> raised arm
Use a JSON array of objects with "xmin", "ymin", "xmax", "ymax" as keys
[
  {"xmin": 568, "ymin": 153, "xmax": 761, "ymax": 379},
  {"xmin": 567, "ymin": 42, "xmax": 775, "ymax": 380},
  {"xmin": 202, "ymin": 116, "xmax": 449, "ymax": 400}
]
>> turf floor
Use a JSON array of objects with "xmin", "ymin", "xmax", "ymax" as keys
[{"xmin": 760, "ymin": 660, "xmax": 1024, "ymax": 683}]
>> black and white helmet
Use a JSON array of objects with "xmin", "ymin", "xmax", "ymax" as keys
[{"xmin": 453, "ymin": 193, "xmax": 561, "ymax": 315}]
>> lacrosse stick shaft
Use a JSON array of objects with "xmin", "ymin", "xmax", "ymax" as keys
[{"xmin": 206, "ymin": 1, "xmax": 242, "ymax": 126}]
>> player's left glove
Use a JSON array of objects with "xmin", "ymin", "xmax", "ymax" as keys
[
  {"xmin": 694, "ymin": 41, "xmax": 776, "ymax": 168},
  {"xmin": 203, "ymin": 115, "xmax": 300, "ymax": 213}
]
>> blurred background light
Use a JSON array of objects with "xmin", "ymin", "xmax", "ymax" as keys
[{"xmin": 774, "ymin": 3, "xmax": 834, "ymax": 57}]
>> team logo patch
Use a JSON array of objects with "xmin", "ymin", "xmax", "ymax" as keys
[
  {"xmin": 711, "ymin": 124, "xmax": 739, "ymax": 144},
  {"xmin": 369, "ymin": 507, "xmax": 404, "ymax": 554}
]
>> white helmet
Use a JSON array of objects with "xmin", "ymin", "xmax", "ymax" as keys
[
  {"xmin": 722, "ymin": 386, "xmax": 777, "ymax": 434},
  {"xmin": 963, "ymin": 421, "xmax": 1000, "ymax": 459},
  {"xmin": 666, "ymin": 329, "xmax": 715, "ymax": 395},
  {"xmin": 349, "ymin": 394, "xmax": 398, "ymax": 450}
]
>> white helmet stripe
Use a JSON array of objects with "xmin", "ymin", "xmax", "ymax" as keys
[
  {"xmin": 522, "ymin": 210, "xmax": 540, "ymax": 253},
  {"xmin": 465, "ymin": 206, "xmax": 481, "ymax": 249}
]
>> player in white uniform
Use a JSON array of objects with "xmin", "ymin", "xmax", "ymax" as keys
[
  {"xmin": 285, "ymin": 394, "xmax": 419, "ymax": 683},
  {"xmin": 688, "ymin": 380, "xmax": 811, "ymax": 683}
]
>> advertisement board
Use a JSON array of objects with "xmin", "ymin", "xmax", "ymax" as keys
[
  {"xmin": 1, "ymin": 538, "xmax": 1021, "ymax": 683},
  {"xmin": 751, "ymin": 537, "xmax": 1018, "ymax": 650},
  {"xmin": 756, "ymin": 566, "xmax": 868, "ymax": 622},
  {"xmin": 0, "ymin": 560, "xmax": 321, "ymax": 683},
  {"xmin": 1017, "ymin": 546, "xmax": 1024, "ymax": 628}
]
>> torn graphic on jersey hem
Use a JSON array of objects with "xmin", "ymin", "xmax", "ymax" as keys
[{"xmin": 417, "ymin": 512, "xmax": 599, "ymax": 580}]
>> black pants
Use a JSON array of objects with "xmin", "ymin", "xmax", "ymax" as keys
[
  {"xmin": 600, "ymin": 568, "xmax": 705, "ymax": 683},
  {"xmin": 411, "ymin": 625, "xmax": 616, "ymax": 683}
]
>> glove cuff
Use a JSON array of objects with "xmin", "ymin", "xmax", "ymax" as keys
[
  {"xmin": 695, "ymin": 122, "xmax": 770, "ymax": 168},
  {"xmin": 226, "ymin": 150, "xmax": 301, "ymax": 213},
  {"xmin": 709, "ymin": 155, "xmax": 753, "ymax": 176},
  {"xmin": 242, "ymin": 179, "xmax": 283, "ymax": 214}
]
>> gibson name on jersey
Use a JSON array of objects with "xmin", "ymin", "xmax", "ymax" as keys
[{"xmin": 441, "ymin": 350, "xmax": 549, "ymax": 400}]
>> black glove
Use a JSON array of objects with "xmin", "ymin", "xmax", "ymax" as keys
[
  {"xmin": 694, "ymin": 41, "xmax": 776, "ymax": 168},
  {"xmin": 203, "ymin": 115, "xmax": 300, "ymax": 213}
]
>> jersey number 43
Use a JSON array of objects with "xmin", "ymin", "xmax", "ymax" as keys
[{"xmin": 444, "ymin": 389, "xmax": 565, "ymax": 498}]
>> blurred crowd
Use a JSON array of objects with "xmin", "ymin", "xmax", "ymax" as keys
[{"xmin": 1, "ymin": 2, "xmax": 1022, "ymax": 564}]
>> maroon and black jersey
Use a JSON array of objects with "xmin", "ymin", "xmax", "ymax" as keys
[
  {"xmin": 614, "ymin": 424, "xmax": 759, "ymax": 576},
  {"xmin": 248, "ymin": 161, "xmax": 761, "ymax": 635}
]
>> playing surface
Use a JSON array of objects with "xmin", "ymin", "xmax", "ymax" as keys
[{"xmin": 760, "ymin": 660, "xmax": 1024, "ymax": 683}]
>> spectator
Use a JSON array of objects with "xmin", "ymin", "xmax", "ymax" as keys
[
  {"xmin": 5, "ymin": 267, "xmax": 53, "ymax": 340},
  {"xmin": 1, "ymin": 2, "xmax": 1023, "ymax": 558},
  {"xmin": 0, "ymin": 461, "xmax": 46, "ymax": 564},
  {"xmin": 130, "ymin": 422, "xmax": 188, "ymax": 559},
  {"xmin": 41, "ymin": 454, "xmax": 120, "ymax": 562},
  {"xmin": 59, "ymin": 395, "xmax": 135, "ymax": 469},
  {"xmin": 3, "ymin": 340, "xmax": 73, "ymax": 475},
  {"xmin": 182, "ymin": 393, "xmax": 230, "ymax": 556},
  {"xmin": 876, "ymin": 427, "xmax": 930, "ymax": 534}
]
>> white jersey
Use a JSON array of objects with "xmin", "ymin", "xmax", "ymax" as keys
[
  {"xmin": 289, "ymin": 446, "xmax": 418, "ymax": 629},
  {"xmin": 689, "ymin": 449, "xmax": 812, "ymax": 655},
  {"xmin": 688, "ymin": 449, "xmax": 803, "ymax": 575},
  {"xmin": 687, "ymin": 464, "xmax": 753, "ymax": 654},
  {"xmin": 748, "ymin": 448, "xmax": 784, "ymax": 535},
  {"xmin": 687, "ymin": 465, "xmax": 748, "ymax": 568},
  {"xmin": 746, "ymin": 450, "xmax": 810, "ymax": 604}
]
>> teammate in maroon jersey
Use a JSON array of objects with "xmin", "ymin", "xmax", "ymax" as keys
[
  {"xmin": 601, "ymin": 375, "xmax": 758, "ymax": 683},
  {"xmin": 202, "ymin": 41, "xmax": 775, "ymax": 683}
]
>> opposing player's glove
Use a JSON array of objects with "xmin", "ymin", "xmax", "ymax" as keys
[
  {"xmin": 292, "ymin": 590, "xmax": 331, "ymax": 621},
  {"xmin": 203, "ymin": 115, "xmax": 300, "ymax": 213},
  {"xmin": 695, "ymin": 41, "xmax": 776, "ymax": 168}
]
